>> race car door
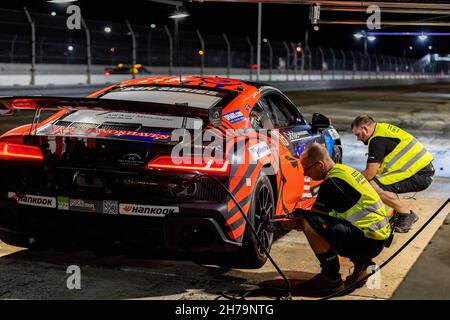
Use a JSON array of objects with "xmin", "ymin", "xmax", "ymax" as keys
[{"xmin": 259, "ymin": 92, "xmax": 324, "ymax": 210}]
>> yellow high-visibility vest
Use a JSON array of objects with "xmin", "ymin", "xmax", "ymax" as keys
[
  {"xmin": 368, "ymin": 123, "xmax": 433, "ymax": 185},
  {"xmin": 326, "ymin": 164, "xmax": 391, "ymax": 240}
]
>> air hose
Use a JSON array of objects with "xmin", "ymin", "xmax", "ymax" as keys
[
  {"xmin": 320, "ymin": 196, "xmax": 450, "ymax": 300},
  {"xmin": 195, "ymin": 173, "xmax": 450, "ymax": 300},
  {"xmin": 194, "ymin": 173, "xmax": 293, "ymax": 300}
]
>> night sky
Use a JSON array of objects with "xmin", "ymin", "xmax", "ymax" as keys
[{"xmin": 1, "ymin": 0, "xmax": 449, "ymax": 57}]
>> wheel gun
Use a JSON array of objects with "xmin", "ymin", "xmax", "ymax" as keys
[{"xmin": 267, "ymin": 208, "xmax": 311, "ymax": 232}]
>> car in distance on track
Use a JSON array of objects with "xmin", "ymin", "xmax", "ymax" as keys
[
  {"xmin": 0, "ymin": 76, "xmax": 342, "ymax": 268},
  {"xmin": 104, "ymin": 63, "xmax": 151, "ymax": 76}
]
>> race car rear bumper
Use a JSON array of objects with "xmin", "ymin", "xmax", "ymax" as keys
[{"xmin": 0, "ymin": 199, "xmax": 241, "ymax": 254}]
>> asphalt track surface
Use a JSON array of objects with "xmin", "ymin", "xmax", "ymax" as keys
[{"xmin": 0, "ymin": 83, "xmax": 449, "ymax": 300}]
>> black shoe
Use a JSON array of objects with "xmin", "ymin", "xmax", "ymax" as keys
[
  {"xmin": 394, "ymin": 211, "xmax": 419, "ymax": 233},
  {"xmin": 345, "ymin": 260, "xmax": 376, "ymax": 289},
  {"xmin": 297, "ymin": 273, "xmax": 344, "ymax": 294}
]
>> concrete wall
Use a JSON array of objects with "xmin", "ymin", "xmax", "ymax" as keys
[
  {"xmin": 1, "ymin": 78, "xmax": 449, "ymax": 97},
  {"xmin": 0, "ymin": 63, "xmax": 449, "ymax": 96}
]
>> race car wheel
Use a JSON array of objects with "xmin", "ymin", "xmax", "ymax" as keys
[
  {"xmin": 238, "ymin": 174, "xmax": 275, "ymax": 269},
  {"xmin": 332, "ymin": 144, "xmax": 343, "ymax": 164}
]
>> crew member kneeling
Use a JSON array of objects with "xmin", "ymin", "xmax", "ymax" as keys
[
  {"xmin": 351, "ymin": 116, "xmax": 434, "ymax": 233},
  {"xmin": 294, "ymin": 143, "xmax": 392, "ymax": 294}
]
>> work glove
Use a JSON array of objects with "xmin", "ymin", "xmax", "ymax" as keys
[{"xmin": 267, "ymin": 208, "xmax": 311, "ymax": 232}]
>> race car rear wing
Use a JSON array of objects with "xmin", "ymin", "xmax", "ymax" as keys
[
  {"xmin": 0, "ymin": 96, "xmax": 210, "ymax": 114},
  {"xmin": 0, "ymin": 96, "xmax": 222, "ymax": 133}
]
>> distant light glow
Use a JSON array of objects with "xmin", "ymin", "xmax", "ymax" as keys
[
  {"xmin": 169, "ymin": 9, "xmax": 190, "ymax": 19},
  {"xmin": 353, "ymin": 33, "xmax": 364, "ymax": 40},
  {"xmin": 51, "ymin": 11, "xmax": 56, "ymax": 16},
  {"xmin": 313, "ymin": 26, "xmax": 320, "ymax": 31},
  {"xmin": 263, "ymin": 38, "xmax": 268, "ymax": 43},
  {"xmin": 198, "ymin": 50, "xmax": 205, "ymax": 56},
  {"xmin": 67, "ymin": 45, "xmax": 74, "ymax": 51},
  {"xmin": 47, "ymin": 0, "xmax": 78, "ymax": 3},
  {"xmin": 409, "ymin": 46, "xmax": 413, "ymax": 50},
  {"xmin": 418, "ymin": 34, "xmax": 428, "ymax": 41},
  {"xmin": 367, "ymin": 36, "xmax": 376, "ymax": 42},
  {"xmin": 150, "ymin": 24, "xmax": 156, "ymax": 29},
  {"xmin": 367, "ymin": 32, "xmax": 450, "ymax": 36},
  {"xmin": 296, "ymin": 46, "xmax": 302, "ymax": 53},
  {"xmin": 428, "ymin": 45, "xmax": 433, "ymax": 50},
  {"xmin": 104, "ymin": 27, "xmax": 112, "ymax": 33},
  {"xmin": 435, "ymin": 55, "xmax": 450, "ymax": 62}
]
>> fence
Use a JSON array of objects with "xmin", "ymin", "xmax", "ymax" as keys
[{"xmin": 0, "ymin": 8, "xmax": 445, "ymax": 85}]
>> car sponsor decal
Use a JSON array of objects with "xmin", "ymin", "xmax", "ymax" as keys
[
  {"xmin": 328, "ymin": 128, "xmax": 340, "ymax": 140},
  {"xmin": 248, "ymin": 142, "xmax": 271, "ymax": 161},
  {"xmin": 59, "ymin": 110, "xmax": 185, "ymax": 127},
  {"xmin": 119, "ymin": 204, "xmax": 179, "ymax": 217},
  {"xmin": 8, "ymin": 192, "xmax": 56, "ymax": 209},
  {"xmin": 102, "ymin": 130, "xmax": 170, "ymax": 141},
  {"xmin": 223, "ymin": 110, "xmax": 246, "ymax": 124},
  {"xmin": 195, "ymin": 77, "xmax": 242, "ymax": 88},
  {"xmin": 40, "ymin": 126, "xmax": 171, "ymax": 142},
  {"xmin": 103, "ymin": 200, "xmax": 119, "ymax": 215},
  {"xmin": 111, "ymin": 133, "xmax": 170, "ymax": 142},
  {"xmin": 209, "ymin": 106, "xmax": 222, "ymax": 127},
  {"xmin": 295, "ymin": 145, "xmax": 307, "ymax": 157},
  {"xmin": 117, "ymin": 153, "xmax": 145, "ymax": 166},
  {"xmin": 57, "ymin": 197, "xmax": 118, "ymax": 214},
  {"xmin": 115, "ymin": 85, "xmax": 222, "ymax": 96},
  {"xmin": 283, "ymin": 130, "xmax": 310, "ymax": 142},
  {"xmin": 57, "ymin": 196, "xmax": 69, "ymax": 210},
  {"xmin": 69, "ymin": 199, "xmax": 102, "ymax": 213}
]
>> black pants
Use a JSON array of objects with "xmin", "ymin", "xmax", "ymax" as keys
[
  {"xmin": 374, "ymin": 163, "xmax": 435, "ymax": 194},
  {"xmin": 302, "ymin": 212, "xmax": 387, "ymax": 262}
]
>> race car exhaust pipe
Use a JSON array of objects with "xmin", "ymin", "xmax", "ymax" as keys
[{"xmin": 168, "ymin": 178, "xmax": 197, "ymax": 198}]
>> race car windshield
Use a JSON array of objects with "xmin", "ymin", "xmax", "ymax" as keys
[{"xmin": 99, "ymin": 86, "xmax": 227, "ymax": 110}]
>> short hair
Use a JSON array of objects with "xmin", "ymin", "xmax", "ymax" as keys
[
  {"xmin": 351, "ymin": 115, "xmax": 375, "ymax": 129},
  {"xmin": 302, "ymin": 142, "xmax": 331, "ymax": 164}
]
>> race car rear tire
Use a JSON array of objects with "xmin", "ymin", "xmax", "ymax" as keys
[{"xmin": 237, "ymin": 174, "xmax": 275, "ymax": 269}]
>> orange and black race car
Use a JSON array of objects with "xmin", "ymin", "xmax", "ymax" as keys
[{"xmin": 0, "ymin": 76, "xmax": 341, "ymax": 268}]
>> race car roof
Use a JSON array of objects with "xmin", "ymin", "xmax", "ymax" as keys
[
  {"xmin": 98, "ymin": 85, "xmax": 230, "ymax": 110},
  {"xmin": 118, "ymin": 76, "xmax": 263, "ymax": 93}
]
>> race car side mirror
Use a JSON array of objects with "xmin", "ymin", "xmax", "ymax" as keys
[{"xmin": 311, "ymin": 113, "xmax": 330, "ymax": 130}]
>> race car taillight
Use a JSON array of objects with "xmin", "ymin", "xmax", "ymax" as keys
[
  {"xmin": 10, "ymin": 99, "xmax": 38, "ymax": 110},
  {"xmin": 0, "ymin": 142, "xmax": 43, "ymax": 161},
  {"xmin": 147, "ymin": 156, "xmax": 230, "ymax": 176}
]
